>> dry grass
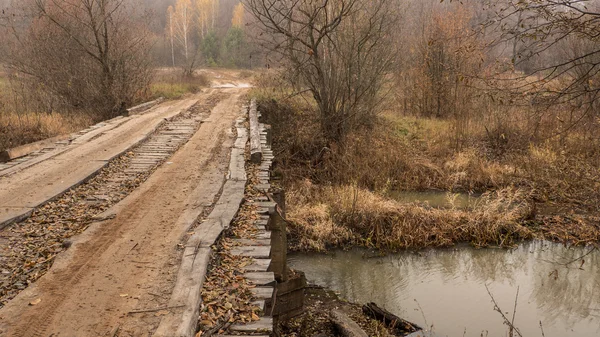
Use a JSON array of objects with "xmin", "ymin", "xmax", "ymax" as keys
[
  {"xmin": 259, "ymin": 94, "xmax": 600, "ymax": 210},
  {"xmin": 0, "ymin": 69, "xmax": 212, "ymax": 151},
  {"xmin": 0, "ymin": 74, "xmax": 95, "ymax": 150},
  {"xmin": 149, "ymin": 71, "xmax": 210, "ymax": 100},
  {"xmin": 287, "ymin": 182, "xmax": 536, "ymax": 251},
  {"xmin": 0, "ymin": 111, "xmax": 93, "ymax": 151},
  {"xmin": 254, "ymin": 80, "xmax": 600, "ymax": 251}
]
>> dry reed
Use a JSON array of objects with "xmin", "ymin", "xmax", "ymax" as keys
[
  {"xmin": 0, "ymin": 111, "xmax": 93, "ymax": 151},
  {"xmin": 287, "ymin": 182, "xmax": 536, "ymax": 251}
]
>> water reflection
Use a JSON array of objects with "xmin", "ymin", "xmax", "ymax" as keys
[
  {"xmin": 289, "ymin": 241, "xmax": 600, "ymax": 337},
  {"xmin": 387, "ymin": 191, "xmax": 480, "ymax": 209}
]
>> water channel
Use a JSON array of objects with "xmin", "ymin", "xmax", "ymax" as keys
[
  {"xmin": 289, "ymin": 241, "xmax": 600, "ymax": 337},
  {"xmin": 387, "ymin": 190, "xmax": 480, "ymax": 209}
]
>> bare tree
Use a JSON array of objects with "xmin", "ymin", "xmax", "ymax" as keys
[
  {"xmin": 167, "ymin": 5, "xmax": 176, "ymax": 67},
  {"xmin": 485, "ymin": 0, "xmax": 600, "ymax": 128},
  {"xmin": 173, "ymin": 0, "xmax": 192, "ymax": 63},
  {"xmin": 245, "ymin": 0, "xmax": 398, "ymax": 142},
  {"xmin": 1, "ymin": 0, "xmax": 154, "ymax": 118}
]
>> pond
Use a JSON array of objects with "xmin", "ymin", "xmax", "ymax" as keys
[
  {"xmin": 387, "ymin": 190, "xmax": 480, "ymax": 209},
  {"xmin": 288, "ymin": 241, "xmax": 600, "ymax": 337}
]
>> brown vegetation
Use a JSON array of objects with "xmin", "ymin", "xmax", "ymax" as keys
[
  {"xmin": 0, "ymin": 75, "xmax": 94, "ymax": 150},
  {"xmin": 0, "ymin": 69, "xmax": 208, "ymax": 152},
  {"xmin": 1, "ymin": 0, "xmax": 154, "ymax": 119},
  {"xmin": 246, "ymin": 0, "xmax": 397, "ymax": 142},
  {"xmin": 255, "ymin": 67, "xmax": 600, "ymax": 251},
  {"xmin": 150, "ymin": 70, "xmax": 210, "ymax": 100},
  {"xmin": 287, "ymin": 183, "xmax": 537, "ymax": 251},
  {"xmin": 248, "ymin": 0, "xmax": 600, "ymax": 252}
]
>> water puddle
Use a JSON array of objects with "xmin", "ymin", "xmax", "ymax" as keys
[
  {"xmin": 388, "ymin": 190, "xmax": 480, "ymax": 209},
  {"xmin": 289, "ymin": 241, "xmax": 600, "ymax": 337}
]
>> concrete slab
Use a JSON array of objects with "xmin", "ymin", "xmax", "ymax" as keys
[
  {"xmin": 250, "ymin": 287, "xmax": 275, "ymax": 300},
  {"xmin": 242, "ymin": 259, "xmax": 272, "ymax": 273},
  {"xmin": 230, "ymin": 317, "xmax": 274, "ymax": 333},
  {"xmin": 232, "ymin": 238, "xmax": 271, "ymax": 246},
  {"xmin": 244, "ymin": 272, "xmax": 276, "ymax": 286},
  {"xmin": 231, "ymin": 246, "xmax": 271, "ymax": 259}
]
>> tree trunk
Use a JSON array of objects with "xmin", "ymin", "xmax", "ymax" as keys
[{"xmin": 170, "ymin": 12, "xmax": 175, "ymax": 67}]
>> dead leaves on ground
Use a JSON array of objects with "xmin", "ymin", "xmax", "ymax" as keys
[
  {"xmin": 0, "ymin": 97, "xmax": 226, "ymax": 308},
  {"xmin": 198, "ymin": 246, "xmax": 261, "ymax": 333},
  {"xmin": 0, "ymin": 154, "xmax": 147, "ymax": 307},
  {"xmin": 197, "ymin": 162, "xmax": 267, "ymax": 334}
]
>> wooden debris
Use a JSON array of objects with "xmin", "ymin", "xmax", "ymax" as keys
[{"xmin": 230, "ymin": 317, "xmax": 274, "ymax": 333}]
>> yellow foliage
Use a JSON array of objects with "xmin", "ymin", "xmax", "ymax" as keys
[{"xmin": 232, "ymin": 3, "xmax": 245, "ymax": 28}]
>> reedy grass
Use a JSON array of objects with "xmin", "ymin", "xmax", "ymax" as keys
[
  {"xmin": 0, "ymin": 111, "xmax": 93, "ymax": 151},
  {"xmin": 0, "ymin": 69, "xmax": 211, "ymax": 151},
  {"xmin": 287, "ymin": 183, "xmax": 536, "ymax": 251},
  {"xmin": 149, "ymin": 72, "xmax": 210, "ymax": 100}
]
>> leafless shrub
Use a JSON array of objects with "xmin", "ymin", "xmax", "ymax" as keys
[
  {"xmin": 1, "ymin": 0, "xmax": 154, "ymax": 119},
  {"xmin": 484, "ymin": 0, "xmax": 600, "ymax": 135},
  {"xmin": 245, "ymin": 0, "xmax": 398, "ymax": 142}
]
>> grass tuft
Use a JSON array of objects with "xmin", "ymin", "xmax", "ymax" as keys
[{"xmin": 149, "ymin": 73, "xmax": 210, "ymax": 100}]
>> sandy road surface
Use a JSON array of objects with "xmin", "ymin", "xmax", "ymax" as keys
[
  {"xmin": 0, "ymin": 88, "xmax": 246, "ymax": 336},
  {"xmin": 0, "ymin": 98, "xmax": 200, "ymax": 227}
]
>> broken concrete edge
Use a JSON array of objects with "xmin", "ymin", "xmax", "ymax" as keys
[
  {"xmin": 0, "ymin": 209, "xmax": 34, "ymax": 231},
  {"xmin": 0, "ymin": 103, "xmax": 195, "ymax": 231},
  {"xmin": 126, "ymin": 97, "xmax": 165, "ymax": 116},
  {"xmin": 153, "ymin": 106, "xmax": 249, "ymax": 337}
]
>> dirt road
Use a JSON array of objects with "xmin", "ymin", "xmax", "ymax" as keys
[
  {"xmin": 0, "ymin": 88, "xmax": 247, "ymax": 336},
  {"xmin": 0, "ymin": 98, "xmax": 199, "ymax": 227}
]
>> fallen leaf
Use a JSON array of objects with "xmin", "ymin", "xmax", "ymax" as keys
[{"xmin": 29, "ymin": 298, "xmax": 41, "ymax": 306}]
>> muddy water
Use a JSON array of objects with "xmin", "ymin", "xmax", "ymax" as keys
[
  {"xmin": 388, "ymin": 191, "xmax": 480, "ymax": 209},
  {"xmin": 289, "ymin": 241, "xmax": 600, "ymax": 337}
]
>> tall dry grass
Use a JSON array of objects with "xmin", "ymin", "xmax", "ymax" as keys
[
  {"xmin": 0, "ymin": 68, "xmax": 211, "ymax": 151},
  {"xmin": 0, "ymin": 111, "xmax": 92, "ymax": 150},
  {"xmin": 0, "ymin": 74, "xmax": 95, "ymax": 150},
  {"xmin": 287, "ymin": 182, "xmax": 536, "ymax": 251},
  {"xmin": 149, "ymin": 70, "xmax": 210, "ymax": 100}
]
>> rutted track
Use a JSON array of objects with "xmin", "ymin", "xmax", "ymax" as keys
[
  {"xmin": 0, "ymin": 97, "xmax": 202, "ymax": 228},
  {"xmin": 0, "ymin": 92, "xmax": 226, "ymax": 309},
  {"xmin": 0, "ymin": 88, "xmax": 246, "ymax": 336}
]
